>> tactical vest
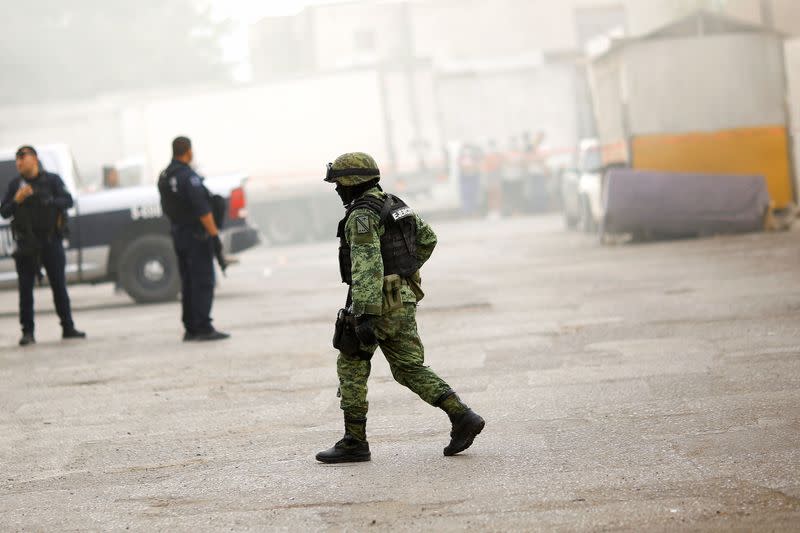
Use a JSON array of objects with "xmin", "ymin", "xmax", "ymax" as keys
[
  {"xmin": 158, "ymin": 170, "xmax": 198, "ymax": 225},
  {"xmin": 338, "ymin": 193, "xmax": 418, "ymax": 285},
  {"xmin": 11, "ymin": 176, "xmax": 62, "ymax": 252}
]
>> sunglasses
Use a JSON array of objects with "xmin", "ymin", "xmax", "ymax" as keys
[{"xmin": 15, "ymin": 151, "xmax": 33, "ymax": 159}]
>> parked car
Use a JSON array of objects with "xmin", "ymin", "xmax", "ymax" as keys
[
  {"xmin": 0, "ymin": 143, "xmax": 260, "ymax": 303},
  {"xmin": 561, "ymin": 139, "xmax": 604, "ymax": 233}
]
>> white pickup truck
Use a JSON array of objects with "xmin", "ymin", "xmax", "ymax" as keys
[{"xmin": 0, "ymin": 144, "xmax": 260, "ymax": 303}]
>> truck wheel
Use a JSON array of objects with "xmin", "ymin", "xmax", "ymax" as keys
[{"xmin": 118, "ymin": 235, "xmax": 180, "ymax": 303}]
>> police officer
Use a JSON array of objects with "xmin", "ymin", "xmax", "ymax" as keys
[
  {"xmin": 0, "ymin": 145, "xmax": 86, "ymax": 346},
  {"xmin": 316, "ymin": 152, "xmax": 485, "ymax": 463},
  {"xmin": 158, "ymin": 136, "xmax": 229, "ymax": 342}
]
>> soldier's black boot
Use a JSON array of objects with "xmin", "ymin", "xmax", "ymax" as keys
[
  {"xmin": 315, "ymin": 434, "xmax": 371, "ymax": 464},
  {"xmin": 316, "ymin": 417, "xmax": 371, "ymax": 464},
  {"xmin": 443, "ymin": 409, "xmax": 485, "ymax": 456},
  {"xmin": 437, "ymin": 392, "xmax": 485, "ymax": 456}
]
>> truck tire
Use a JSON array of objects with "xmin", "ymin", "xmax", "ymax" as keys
[{"xmin": 118, "ymin": 234, "xmax": 180, "ymax": 303}]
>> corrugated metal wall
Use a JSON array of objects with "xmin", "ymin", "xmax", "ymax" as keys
[{"xmin": 625, "ymin": 33, "xmax": 787, "ymax": 135}]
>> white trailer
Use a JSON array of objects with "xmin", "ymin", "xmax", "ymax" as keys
[{"xmin": 588, "ymin": 11, "xmax": 796, "ymax": 213}]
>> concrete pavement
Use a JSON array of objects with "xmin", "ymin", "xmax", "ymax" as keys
[{"xmin": 1, "ymin": 215, "xmax": 798, "ymax": 531}]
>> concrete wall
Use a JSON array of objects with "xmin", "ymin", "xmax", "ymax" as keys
[
  {"xmin": 308, "ymin": 2, "xmax": 410, "ymax": 70},
  {"xmin": 0, "ymin": 68, "xmax": 444, "ymax": 191},
  {"xmin": 0, "ymin": 100, "xmax": 127, "ymax": 189},
  {"xmin": 379, "ymin": 65, "xmax": 444, "ymax": 173},
  {"xmin": 435, "ymin": 64, "xmax": 578, "ymax": 152},
  {"xmin": 249, "ymin": 13, "xmax": 316, "ymax": 78},
  {"xmin": 135, "ymin": 69, "xmax": 445, "ymax": 188},
  {"xmin": 266, "ymin": 0, "xmax": 626, "ymax": 75},
  {"xmin": 410, "ymin": 0, "xmax": 581, "ymax": 61},
  {"xmin": 248, "ymin": 0, "xmax": 629, "ymax": 156},
  {"xmin": 624, "ymin": 33, "xmax": 787, "ymax": 135},
  {"xmin": 250, "ymin": 0, "xmax": 800, "ymax": 81}
]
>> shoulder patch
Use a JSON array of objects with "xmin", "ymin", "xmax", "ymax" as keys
[
  {"xmin": 190, "ymin": 176, "xmax": 202, "ymax": 187},
  {"xmin": 355, "ymin": 215, "xmax": 370, "ymax": 234}
]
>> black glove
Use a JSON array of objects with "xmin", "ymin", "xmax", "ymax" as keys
[
  {"xmin": 354, "ymin": 314, "xmax": 378, "ymax": 346},
  {"xmin": 212, "ymin": 235, "xmax": 227, "ymax": 274}
]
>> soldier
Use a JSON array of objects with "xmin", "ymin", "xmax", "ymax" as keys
[{"xmin": 316, "ymin": 152, "xmax": 485, "ymax": 463}]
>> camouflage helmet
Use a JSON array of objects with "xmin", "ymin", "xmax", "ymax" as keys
[{"xmin": 324, "ymin": 152, "xmax": 380, "ymax": 186}]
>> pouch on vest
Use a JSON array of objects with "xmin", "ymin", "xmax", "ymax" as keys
[
  {"xmin": 406, "ymin": 270, "xmax": 425, "ymax": 301},
  {"xmin": 382, "ymin": 274, "xmax": 404, "ymax": 313}
]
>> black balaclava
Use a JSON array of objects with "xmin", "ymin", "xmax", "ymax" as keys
[{"xmin": 336, "ymin": 178, "xmax": 381, "ymax": 207}]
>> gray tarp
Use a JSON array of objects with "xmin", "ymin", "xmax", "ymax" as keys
[{"xmin": 603, "ymin": 169, "xmax": 770, "ymax": 237}]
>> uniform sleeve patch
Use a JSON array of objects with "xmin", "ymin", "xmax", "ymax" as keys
[
  {"xmin": 190, "ymin": 176, "xmax": 202, "ymax": 187},
  {"xmin": 355, "ymin": 215, "xmax": 370, "ymax": 234}
]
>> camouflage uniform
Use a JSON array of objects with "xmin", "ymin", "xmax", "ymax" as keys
[
  {"xmin": 317, "ymin": 152, "xmax": 483, "ymax": 462},
  {"xmin": 338, "ymin": 187, "xmax": 455, "ymax": 428}
]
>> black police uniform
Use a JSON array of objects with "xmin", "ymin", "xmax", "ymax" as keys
[
  {"xmin": 158, "ymin": 159, "xmax": 216, "ymax": 336},
  {"xmin": 0, "ymin": 170, "xmax": 78, "ymax": 337}
]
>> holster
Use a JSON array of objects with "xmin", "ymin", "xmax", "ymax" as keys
[{"xmin": 333, "ymin": 308, "xmax": 361, "ymax": 357}]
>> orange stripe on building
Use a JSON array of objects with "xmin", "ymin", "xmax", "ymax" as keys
[{"xmin": 631, "ymin": 126, "xmax": 795, "ymax": 209}]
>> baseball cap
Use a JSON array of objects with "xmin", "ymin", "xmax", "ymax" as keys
[{"xmin": 15, "ymin": 145, "xmax": 37, "ymax": 158}]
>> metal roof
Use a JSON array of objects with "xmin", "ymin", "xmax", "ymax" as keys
[{"xmin": 589, "ymin": 9, "xmax": 785, "ymax": 59}]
